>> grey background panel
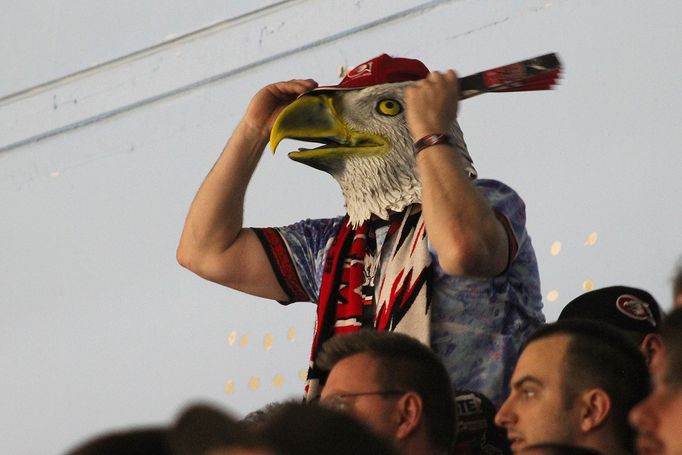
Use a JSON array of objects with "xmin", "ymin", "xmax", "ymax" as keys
[{"xmin": 0, "ymin": 0, "xmax": 285, "ymax": 97}]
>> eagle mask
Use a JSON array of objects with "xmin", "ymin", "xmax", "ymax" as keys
[{"xmin": 270, "ymin": 54, "xmax": 476, "ymax": 226}]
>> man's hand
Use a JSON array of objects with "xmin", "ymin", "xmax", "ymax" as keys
[
  {"xmin": 242, "ymin": 79, "xmax": 318, "ymax": 139},
  {"xmin": 404, "ymin": 70, "xmax": 459, "ymax": 141}
]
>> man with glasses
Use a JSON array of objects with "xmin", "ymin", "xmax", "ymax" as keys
[{"xmin": 316, "ymin": 330, "xmax": 456, "ymax": 455}]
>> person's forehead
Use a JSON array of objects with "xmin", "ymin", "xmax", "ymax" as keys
[
  {"xmin": 324, "ymin": 352, "xmax": 381, "ymax": 391},
  {"xmin": 513, "ymin": 335, "xmax": 571, "ymax": 382}
]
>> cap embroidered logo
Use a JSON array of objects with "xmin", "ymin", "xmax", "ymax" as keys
[
  {"xmin": 615, "ymin": 294, "xmax": 657, "ymax": 326},
  {"xmin": 346, "ymin": 62, "xmax": 373, "ymax": 79}
]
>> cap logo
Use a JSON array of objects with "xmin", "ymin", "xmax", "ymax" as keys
[
  {"xmin": 615, "ymin": 294, "xmax": 657, "ymax": 327},
  {"xmin": 346, "ymin": 62, "xmax": 373, "ymax": 79}
]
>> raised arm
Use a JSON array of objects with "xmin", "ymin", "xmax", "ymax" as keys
[
  {"xmin": 177, "ymin": 79, "xmax": 318, "ymax": 300},
  {"xmin": 404, "ymin": 70, "xmax": 509, "ymax": 277}
]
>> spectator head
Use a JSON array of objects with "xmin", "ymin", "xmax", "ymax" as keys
[
  {"xmin": 66, "ymin": 403, "xmax": 271, "ymax": 455},
  {"xmin": 558, "ymin": 286, "xmax": 663, "ymax": 366},
  {"xmin": 65, "ymin": 428, "xmax": 170, "ymax": 455},
  {"xmin": 257, "ymin": 401, "xmax": 398, "ymax": 455},
  {"xmin": 495, "ymin": 320, "xmax": 650, "ymax": 455},
  {"xmin": 241, "ymin": 400, "xmax": 299, "ymax": 431},
  {"xmin": 630, "ymin": 308, "xmax": 682, "ymax": 455},
  {"xmin": 519, "ymin": 443, "xmax": 604, "ymax": 455},
  {"xmin": 316, "ymin": 330, "xmax": 456, "ymax": 455},
  {"xmin": 169, "ymin": 404, "xmax": 269, "ymax": 455},
  {"xmin": 454, "ymin": 390, "xmax": 510, "ymax": 455}
]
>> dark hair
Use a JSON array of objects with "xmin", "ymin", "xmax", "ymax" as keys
[
  {"xmin": 524, "ymin": 320, "xmax": 650, "ymax": 454},
  {"xmin": 661, "ymin": 308, "xmax": 682, "ymax": 388},
  {"xmin": 316, "ymin": 330, "xmax": 456, "ymax": 452},
  {"xmin": 66, "ymin": 428, "xmax": 169, "ymax": 455},
  {"xmin": 241, "ymin": 400, "xmax": 300, "ymax": 430},
  {"xmin": 67, "ymin": 403, "xmax": 262, "ymax": 455},
  {"xmin": 168, "ymin": 403, "xmax": 261, "ymax": 455},
  {"xmin": 258, "ymin": 402, "xmax": 398, "ymax": 455},
  {"xmin": 521, "ymin": 442, "xmax": 604, "ymax": 455}
]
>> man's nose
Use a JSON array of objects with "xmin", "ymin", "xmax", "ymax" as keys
[
  {"xmin": 494, "ymin": 398, "xmax": 516, "ymax": 427},
  {"xmin": 629, "ymin": 396, "xmax": 654, "ymax": 431}
]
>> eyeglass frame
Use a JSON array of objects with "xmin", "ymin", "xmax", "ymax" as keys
[{"xmin": 317, "ymin": 389, "xmax": 408, "ymax": 411}]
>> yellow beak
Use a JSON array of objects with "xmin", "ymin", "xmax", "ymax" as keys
[{"xmin": 269, "ymin": 93, "xmax": 386, "ymax": 164}]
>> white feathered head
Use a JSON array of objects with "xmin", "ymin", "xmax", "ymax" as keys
[{"xmin": 270, "ymin": 54, "xmax": 475, "ymax": 226}]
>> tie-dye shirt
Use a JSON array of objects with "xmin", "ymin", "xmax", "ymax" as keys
[{"xmin": 255, "ymin": 179, "xmax": 544, "ymax": 405}]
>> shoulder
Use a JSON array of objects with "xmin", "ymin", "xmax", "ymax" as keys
[
  {"xmin": 272, "ymin": 216, "xmax": 347, "ymax": 256},
  {"xmin": 475, "ymin": 178, "xmax": 526, "ymax": 221},
  {"xmin": 474, "ymin": 178, "xmax": 522, "ymax": 200},
  {"xmin": 278, "ymin": 216, "xmax": 345, "ymax": 236}
]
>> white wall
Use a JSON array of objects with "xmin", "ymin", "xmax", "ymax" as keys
[{"xmin": 2, "ymin": 1, "xmax": 681, "ymax": 454}]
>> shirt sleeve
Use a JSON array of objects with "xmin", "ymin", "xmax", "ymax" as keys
[
  {"xmin": 253, "ymin": 217, "xmax": 344, "ymax": 304},
  {"xmin": 474, "ymin": 179, "xmax": 527, "ymax": 267}
]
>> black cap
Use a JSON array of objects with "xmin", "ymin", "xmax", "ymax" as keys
[{"xmin": 559, "ymin": 286, "xmax": 662, "ymax": 334}]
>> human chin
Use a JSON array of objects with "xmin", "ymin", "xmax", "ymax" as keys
[{"xmin": 635, "ymin": 436, "xmax": 664, "ymax": 455}]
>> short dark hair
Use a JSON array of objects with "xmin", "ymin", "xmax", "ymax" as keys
[
  {"xmin": 258, "ymin": 402, "xmax": 398, "ymax": 455},
  {"xmin": 169, "ymin": 403, "xmax": 260, "ymax": 455},
  {"xmin": 316, "ymin": 331, "xmax": 456, "ymax": 452},
  {"xmin": 661, "ymin": 308, "xmax": 682, "ymax": 388},
  {"xmin": 241, "ymin": 400, "xmax": 300, "ymax": 429},
  {"xmin": 524, "ymin": 320, "xmax": 650, "ymax": 453},
  {"xmin": 522, "ymin": 442, "xmax": 604, "ymax": 455},
  {"xmin": 66, "ymin": 403, "xmax": 263, "ymax": 455},
  {"xmin": 66, "ymin": 428, "xmax": 169, "ymax": 455}
]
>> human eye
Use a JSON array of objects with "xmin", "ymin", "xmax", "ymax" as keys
[
  {"xmin": 322, "ymin": 395, "xmax": 349, "ymax": 412},
  {"xmin": 521, "ymin": 388, "xmax": 537, "ymax": 399}
]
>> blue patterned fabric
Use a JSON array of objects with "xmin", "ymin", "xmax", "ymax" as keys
[{"xmin": 265, "ymin": 179, "xmax": 544, "ymax": 405}]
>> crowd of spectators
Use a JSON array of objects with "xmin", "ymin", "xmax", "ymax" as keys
[
  {"xmin": 67, "ymin": 284, "xmax": 682, "ymax": 455},
  {"xmin": 69, "ymin": 286, "xmax": 682, "ymax": 455}
]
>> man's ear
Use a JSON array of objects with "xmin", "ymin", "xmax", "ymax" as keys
[
  {"xmin": 642, "ymin": 333, "xmax": 664, "ymax": 373},
  {"xmin": 578, "ymin": 389, "xmax": 611, "ymax": 433},
  {"xmin": 394, "ymin": 392, "xmax": 423, "ymax": 441}
]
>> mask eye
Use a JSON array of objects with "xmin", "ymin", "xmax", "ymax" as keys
[{"xmin": 376, "ymin": 99, "xmax": 403, "ymax": 116}]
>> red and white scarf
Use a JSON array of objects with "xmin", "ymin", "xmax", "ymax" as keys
[{"xmin": 305, "ymin": 205, "xmax": 432, "ymax": 400}]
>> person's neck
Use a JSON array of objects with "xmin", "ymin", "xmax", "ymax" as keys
[
  {"xmin": 399, "ymin": 433, "xmax": 447, "ymax": 455},
  {"xmin": 580, "ymin": 432, "xmax": 631, "ymax": 455},
  {"xmin": 401, "ymin": 446, "xmax": 447, "ymax": 455}
]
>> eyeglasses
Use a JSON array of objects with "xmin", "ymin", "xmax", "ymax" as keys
[{"xmin": 318, "ymin": 389, "xmax": 407, "ymax": 412}]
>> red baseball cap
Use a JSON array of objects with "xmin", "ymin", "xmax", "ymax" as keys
[{"xmin": 314, "ymin": 53, "xmax": 430, "ymax": 91}]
